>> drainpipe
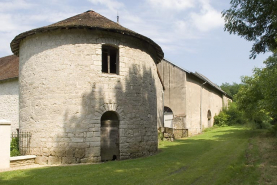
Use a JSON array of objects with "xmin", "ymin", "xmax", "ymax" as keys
[
  {"xmin": 200, "ymin": 81, "xmax": 207, "ymax": 132},
  {"xmin": 162, "ymin": 90, "xmax": 164, "ymax": 128}
]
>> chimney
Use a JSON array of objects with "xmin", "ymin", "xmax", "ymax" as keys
[{"xmin": 117, "ymin": 12, "xmax": 119, "ymax": 24}]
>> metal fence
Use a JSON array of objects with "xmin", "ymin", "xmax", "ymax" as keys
[{"xmin": 11, "ymin": 131, "xmax": 31, "ymax": 155}]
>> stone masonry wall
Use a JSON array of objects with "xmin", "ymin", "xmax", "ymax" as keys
[
  {"xmin": 0, "ymin": 79, "xmax": 19, "ymax": 133},
  {"xmin": 19, "ymin": 29, "xmax": 159, "ymax": 164}
]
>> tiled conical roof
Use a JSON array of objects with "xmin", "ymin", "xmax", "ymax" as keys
[
  {"xmin": 10, "ymin": 10, "xmax": 164, "ymax": 63},
  {"xmin": 0, "ymin": 55, "xmax": 18, "ymax": 81}
]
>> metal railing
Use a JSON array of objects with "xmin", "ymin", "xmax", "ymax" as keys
[{"xmin": 11, "ymin": 131, "xmax": 31, "ymax": 155}]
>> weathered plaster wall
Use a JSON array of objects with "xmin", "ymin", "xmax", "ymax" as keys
[
  {"xmin": 157, "ymin": 60, "xmax": 187, "ymax": 135},
  {"xmin": 186, "ymin": 75, "xmax": 201, "ymax": 135},
  {"xmin": 0, "ymin": 79, "xmax": 19, "ymax": 133},
  {"xmin": 186, "ymin": 74, "xmax": 225, "ymax": 135},
  {"xmin": 158, "ymin": 60, "xmax": 228, "ymax": 137},
  {"xmin": 200, "ymin": 85, "xmax": 223, "ymax": 129},
  {"xmin": 157, "ymin": 60, "xmax": 186, "ymax": 117},
  {"xmin": 222, "ymin": 95, "xmax": 231, "ymax": 108},
  {"xmin": 156, "ymin": 74, "xmax": 164, "ymax": 129},
  {"xmin": 19, "ymin": 29, "xmax": 160, "ymax": 164}
]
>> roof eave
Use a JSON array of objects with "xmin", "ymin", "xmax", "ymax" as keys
[{"xmin": 10, "ymin": 26, "xmax": 164, "ymax": 63}]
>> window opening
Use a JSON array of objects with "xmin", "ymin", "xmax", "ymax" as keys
[{"xmin": 102, "ymin": 46, "xmax": 118, "ymax": 74}]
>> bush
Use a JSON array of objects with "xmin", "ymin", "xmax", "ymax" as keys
[
  {"xmin": 214, "ymin": 102, "xmax": 246, "ymax": 126},
  {"xmin": 268, "ymin": 124, "xmax": 277, "ymax": 137},
  {"xmin": 10, "ymin": 137, "xmax": 20, "ymax": 157},
  {"xmin": 214, "ymin": 110, "xmax": 230, "ymax": 126},
  {"xmin": 227, "ymin": 103, "xmax": 244, "ymax": 125},
  {"xmin": 158, "ymin": 131, "xmax": 164, "ymax": 141}
]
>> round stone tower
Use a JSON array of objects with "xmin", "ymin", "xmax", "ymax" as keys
[{"xmin": 11, "ymin": 10, "xmax": 164, "ymax": 164}]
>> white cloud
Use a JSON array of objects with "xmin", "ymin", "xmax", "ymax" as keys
[
  {"xmin": 173, "ymin": 20, "xmax": 200, "ymax": 40},
  {"xmin": 190, "ymin": 0, "xmax": 224, "ymax": 32},
  {"xmin": 146, "ymin": 0, "xmax": 195, "ymax": 11},
  {"xmin": 87, "ymin": 0, "xmax": 124, "ymax": 12},
  {"xmin": 0, "ymin": 0, "xmax": 34, "ymax": 12}
]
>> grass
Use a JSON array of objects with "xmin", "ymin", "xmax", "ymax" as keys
[{"xmin": 0, "ymin": 126, "xmax": 276, "ymax": 185}]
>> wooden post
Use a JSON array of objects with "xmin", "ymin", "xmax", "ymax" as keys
[{"xmin": 0, "ymin": 120, "xmax": 11, "ymax": 169}]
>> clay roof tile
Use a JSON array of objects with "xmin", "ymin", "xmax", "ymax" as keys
[{"xmin": 0, "ymin": 55, "xmax": 19, "ymax": 81}]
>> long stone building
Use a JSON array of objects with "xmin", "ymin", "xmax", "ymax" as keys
[
  {"xmin": 157, "ymin": 59, "xmax": 231, "ymax": 137},
  {"xmin": 0, "ymin": 10, "xmax": 231, "ymax": 164}
]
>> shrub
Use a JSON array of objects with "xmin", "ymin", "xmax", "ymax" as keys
[
  {"xmin": 10, "ymin": 137, "xmax": 20, "ymax": 157},
  {"xmin": 268, "ymin": 124, "xmax": 277, "ymax": 137},
  {"xmin": 214, "ymin": 110, "xmax": 230, "ymax": 126},
  {"xmin": 227, "ymin": 103, "xmax": 244, "ymax": 125},
  {"xmin": 158, "ymin": 130, "xmax": 164, "ymax": 141},
  {"xmin": 214, "ymin": 102, "xmax": 246, "ymax": 126}
]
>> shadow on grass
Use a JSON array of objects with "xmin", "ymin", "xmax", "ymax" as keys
[{"xmin": 0, "ymin": 126, "xmax": 261, "ymax": 185}]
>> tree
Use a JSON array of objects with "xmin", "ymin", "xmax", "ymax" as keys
[
  {"xmin": 258, "ymin": 53, "xmax": 277, "ymax": 119},
  {"xmin": 235, "ymin": 53, "xmax": 277, "ymax": 128},
  {"xmin": 220, "ymin": 82, "xmax": 243, "ymax": 98},
  {"xmin": 222, "ymin": 0, "xmax": 277, "ymax": 58}
]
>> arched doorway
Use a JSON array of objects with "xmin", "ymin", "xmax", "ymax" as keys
[
  {"xmin": 164, "ymin": 106, "xmax": 173, "ymax": 128},
  {"xmin": 101, "ymin": 111, "xmax": 119, "ymax": 161},
  {"xmin": 207, "ymin": 110, "xmax": 212, "ymax": 127}
]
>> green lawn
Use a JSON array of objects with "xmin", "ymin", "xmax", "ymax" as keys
[{"xmin": 0, "ymin": 126, "xmax": 275, "ymax": 185}]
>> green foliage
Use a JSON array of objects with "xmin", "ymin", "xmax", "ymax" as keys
[
  {"xmin": 226, "ymin": 102, "xmax": 244, "ymax": 125},
  {"xmin": 220, "ymin": 82, "xmax": 243, "ymax": 99},
  {"xmin": 10, "ymin": 137, "xmax": 20, "ymax": 157},
  {"xmin": 158, "ymin": 131, "xmax": 164, "ymax": 141},
  {"xmin": 258, "ymin": 53, "xmax": 277, "ymax": 119},
  {"xmin": 222, "ymin": 0, "xmax": 277, "ymax": 58},
  {"xmin": 235, "ymin": 53, "xmax": 277, "ymax": 130},
  {"xmin": 268, "ymin": 124, "xmax": 277, "ymax": 136},
  {"xmin": 214, "ymin": 109, "xmax": 230, "ymax": 126},
  {"xmin": 214, "ymin": 102, "xmax": 245, "ymax": 126}
]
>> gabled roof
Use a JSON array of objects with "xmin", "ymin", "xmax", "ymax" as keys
[
  {"xmin": 10, "ymin": 10, "xmax": 164, "ymax": 63},
  {"xmin": 0, "ymin": 55, "xmax": 19, "ymax": 81},
  {"xmin": 193, "ymin": 72, "xmax": 232, "ymax": 99},
  {"xmin": 161, "ymin": 59, "xmax": 232, "ymax": 99}
]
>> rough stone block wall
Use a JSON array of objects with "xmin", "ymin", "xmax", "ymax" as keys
[
  {"xmin": 19, "ymin": 29, "xmax": 159, "ymax": 164},
  {"xmin": 10, "ymin": 158, "xmax": 35, "ymax": 168},
  {"xmin": 0, "ymin": 79, "xmax": 19, "ymax": 133},
  {"xmin": 172, "ymin": 116, "xmax": 187, "ymax": 138}
]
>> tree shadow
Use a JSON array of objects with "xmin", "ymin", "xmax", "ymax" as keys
[
  {"xmin": 17, "ymin": 29, "xmax": 163, "ymax": 165},
  {"xmin": 36, "ymin": 62, "xmax": 161, "ymax": 164},
  {"xmin": 0, "ymin": 126, "xmax": 257, "ymax": 185}
]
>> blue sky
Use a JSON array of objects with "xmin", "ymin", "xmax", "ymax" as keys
[{"xmin": 0, "ymin": 0, "xmax": 271, "ymax": 85}]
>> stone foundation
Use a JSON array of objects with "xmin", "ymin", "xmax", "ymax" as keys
[{"xmin": 10, "ymin": 155, "xmax": 36, "ymax": 168}]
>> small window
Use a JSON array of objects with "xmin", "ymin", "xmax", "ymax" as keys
[{"xmin": 102, "ymin": 45, "xmax": 119, "ymax": 74}]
